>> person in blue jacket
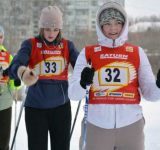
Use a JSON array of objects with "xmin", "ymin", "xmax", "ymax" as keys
[{"xmin": 8, "ymin": 6, "xmax": 79, "ymax": 150}]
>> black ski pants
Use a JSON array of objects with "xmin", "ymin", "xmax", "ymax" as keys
[
  {"xmin": 0, "ymin": 107, "xmax": 12, "ymax": 150},
  {"xmin": 25, "ymin": 101, "xmax": 71, "ymax": 150}
]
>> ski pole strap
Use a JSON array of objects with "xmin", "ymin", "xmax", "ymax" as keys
[
  {"xmin": 0, "ymin": 77, "xmax": 9, "ymax": 96},
  {"xmin": 21, "ymin": 69, "xmax": 26, "ymax": 80}
]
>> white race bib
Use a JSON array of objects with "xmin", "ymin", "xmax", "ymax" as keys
[
  {"xmin": 99, "ymin": 66, "xmax": 129, "ymax": 86},
  {"xmin": 40, "ymin": 60, "xmax": 62, "ymax": 75}
]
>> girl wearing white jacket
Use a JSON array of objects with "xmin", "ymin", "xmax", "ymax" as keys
[{"xmin": 69, "ymin": 1, "xmax": 160, "ymax": 150}]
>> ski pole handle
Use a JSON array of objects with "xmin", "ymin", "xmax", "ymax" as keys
[
  {"xmin": 88, "ymin": 58, "xmax": 91, "ymax": 68},
  {"xmin": 86, "ymin": 58, "xmax": 92, "ymax": 88},
  {"xmin": 86, "ymin": 58, "xmax": 92, "ymax": 97}
]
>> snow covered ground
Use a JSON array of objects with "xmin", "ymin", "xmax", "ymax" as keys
[{"xmin": 9, "ymin": 98, "xmax": 160, "ymax": 150}]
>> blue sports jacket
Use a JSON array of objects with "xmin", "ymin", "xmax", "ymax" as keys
[{"xmin": 9, "ymin": 36, "xmax": 79, "ymax": 109}]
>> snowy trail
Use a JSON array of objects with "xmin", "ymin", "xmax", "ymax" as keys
[{"xmin": 9, "ymin": 99, "xmax": 160, "ymax": 150}]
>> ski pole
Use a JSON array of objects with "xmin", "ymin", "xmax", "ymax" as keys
[
  {"xmin": 14, "ymin": 87, "xmax": 18, "ymax": 150},
  {"xmin": 82, "ymin": 58, "xmax": 92, "ymax": 150},
  {"xmin": 10, "ymin": 89, "xmax": 26, "ymax": 150},
  {"xmin": 70, "ymin": 99, "xmax": 82, "ymax": 140}
]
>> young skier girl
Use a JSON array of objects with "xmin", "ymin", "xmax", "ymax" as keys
[
  {"xmin": 69, "ymin": 2, "xmax": 160, "ymax": 150},
  {"xmin": 9, "ymin": 6, "xmax": 79, "ymax": 150}
]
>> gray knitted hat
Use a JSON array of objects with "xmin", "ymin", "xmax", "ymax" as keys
[{"xmin": 99, "ymin": 8, "xmax": 125, "ymax": 26}]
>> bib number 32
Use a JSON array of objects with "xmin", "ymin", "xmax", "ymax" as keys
[
  {"xmin": 99, "ymin": 67, "xmax": 129, "ymax": 86},
  {"xmin": 105, "ymin": 68, "xmax": 120, "ymax": 82}
]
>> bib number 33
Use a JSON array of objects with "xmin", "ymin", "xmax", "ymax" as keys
[
  {"xmin": 45, "ymin": 62, "xmax": 56, "ymax": 73},
  {"xmin": 40, "ymin": 60, "xmax": 62, "ymax": 75}
]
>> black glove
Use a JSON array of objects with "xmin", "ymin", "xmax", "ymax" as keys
[
  {"xmin": 2, "ymin": 68, "xmax": 9, "ymax": 77},
  {"xmin": 80, "ymin": 67, "xmax": 95, "ymax": 89},
  {"xmin": 156, "ymin": 69, "xmax": 160, "ymax": 88},
  {"xmin": 14, "ymin": 79, "xmax": 21, "ymax": 87}
]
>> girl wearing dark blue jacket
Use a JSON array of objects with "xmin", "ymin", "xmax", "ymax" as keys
[{"xmin": 9, "ymin": 6, "xmax": 79, "ymax": 150}]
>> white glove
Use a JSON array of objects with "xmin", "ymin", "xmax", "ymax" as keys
[{"xmin": 17, "ymin": 66, "xmax": 38, "ymax": 86}]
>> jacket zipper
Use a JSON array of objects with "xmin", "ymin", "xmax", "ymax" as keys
[
  {"xmin": 61, "ymin": 84, "xmax": 65, "ymax": 104},
  {"xmin": 112, "ymin": 40, "xmax": 115, "ymax": 48}
]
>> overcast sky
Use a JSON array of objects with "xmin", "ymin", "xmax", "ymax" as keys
[{"xmin": 125, "ymin": 0, "xmax": 160, "ymax": 19}]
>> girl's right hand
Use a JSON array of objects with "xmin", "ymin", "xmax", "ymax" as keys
[{"xmin": 18, "ymin": 66, "xmax": 39, "ymax": 86}]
